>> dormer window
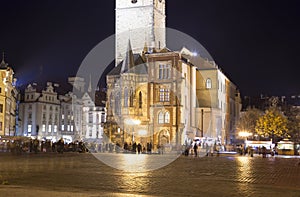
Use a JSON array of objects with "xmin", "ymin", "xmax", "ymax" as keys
[{"xmin": 131, "ymin": 0, "xmax": 137, "ymax": 3}]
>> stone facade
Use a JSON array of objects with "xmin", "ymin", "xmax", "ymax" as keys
[{"xmin": 116, "ymin": 0, "xmax": 166, "ymax": 64}]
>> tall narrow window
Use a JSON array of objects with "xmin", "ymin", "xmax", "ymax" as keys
[
  {"xmin": 206, "ymin": 78, "xmax": 212, "ymax": 89},
  {"xmin": 109, "ymin": 93, "xmax": 113, "ymax": 109},
  {"xmin": 165, "ymin": 112, "xmax": 170, "ymax": 123},
  {"xmin": 159, "ymin": 88, "xmax": 165, "ymax": 102},
  {"xmin": 28, "ymin": 125, "xmax": 32, "ymax": 133},
  {"xmin": 42, "ymin": 124, "xmax": 46, "ymax": 132},
  {"xmin": 129, "ymin": 88, "xmax": 134, "ymax": 107},
  {"xmin": 158, "ymin": 111, "xmax": 164, "ymax": 124},
  {"xmin": 165, "ymin": 89, "xmax": 170, "ymax": 101},
  {"xmin": 48, "ymin": 125, "xmax": 52, "ymax": 133},
  {"xmin": 0, "ymin": 104, "xmax": 3, "ymax": 113},
  {"xmin": 115, "ymin": 92, "xmax": 121, "ymax": 115},
  {"xmin": 124, "ymin": 88, "xmax": 129, "ymax": 107},
  {"xmin": 88, "ymin": 113, "xmax": 93, "ymax": 123},
  {"xmin": 139, "ymin": 91, "xmax": 142, "ymax": 108},
  {"xmin": 159, "ymin": 64, "xmax": 171, "ymax": 79}
]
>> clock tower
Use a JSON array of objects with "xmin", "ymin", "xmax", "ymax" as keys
[{"xmin": 116, "ymin": 0, "xmax": 166, "ymax": 65}]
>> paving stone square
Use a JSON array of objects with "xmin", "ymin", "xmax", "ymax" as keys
[{"xmin": 0, "ymin": 153, "xmax": 300, "ymax": 197}]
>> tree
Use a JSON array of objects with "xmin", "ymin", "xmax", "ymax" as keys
[
  {"xmin": 236, "ymin": 107, "xmax": 262, "ymax": 136},
  {"xmin": 281, "ymin": 105, "xmax": 300, "ymax": 141},
  {"xmin": 255, "ymin": 108, "xmax": 288, "ymax": 141}
]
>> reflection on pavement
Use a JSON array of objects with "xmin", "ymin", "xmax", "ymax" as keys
[{"xmin": 236, "ymin": 156, "xmax": 254, "ymax": 194}]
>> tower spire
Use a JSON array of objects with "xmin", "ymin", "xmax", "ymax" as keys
[
  {"xmin": 0, "ymin": 51, "xmax": 8, "ymax": 69},
  {"xmin": 143, "ymin": 42, "xmax": 148, "ymax": 54},
  {"xmin": 1, "ymin": 51, "xmax": 5, "ymax": 64},
  {"xmin": 121, "ymin": 39, "xmax": 135, "ymax": 74}
]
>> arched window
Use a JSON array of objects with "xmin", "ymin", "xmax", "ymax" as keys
[
  {"xmin": 164, "ymin": 111, "xmax": 170, "ymax": 123},
  {"xmin": 139, "ymin": 91, "xmax": 142, "ymax": 108},
  {"xmin": 129, "ymin": 88, "xmax": 134, "ymax": 107},
  {"xmin": 124, "ymin": 88, "xmax": 129, "ymax": 107},
  {"xmin": 206, "ymin": 78, "xmax": 212, "ymax": 89},
  {"xmin": 158, "ymin": 111, "xmax": 164, "ymax": 124}
]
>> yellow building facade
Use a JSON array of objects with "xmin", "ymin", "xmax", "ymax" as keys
[{"xmin": 0, "ymin": 56, "xmax": 18, "ymax": 136}]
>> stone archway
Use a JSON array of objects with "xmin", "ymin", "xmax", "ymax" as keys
[
  {"xmin": 158, "ymin": 130, "xmax": 172, "ymax": 152},
  {"xmin": 158, "ymin": 130, "xmax": 170, "ymax": 145}
]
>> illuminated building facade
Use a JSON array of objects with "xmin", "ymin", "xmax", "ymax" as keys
[
  {"xmin": 0, "ymin": 56, "xmax": 18, "ymax": 136},
  {"xmin": 19, "ymin": 78, "xmax": 106, "ymax": 142},
  {"xmin": 19, "ymin": 82, "xmax": 61, "ymax": 140},
  {"xmin": 105, "ymin": 0, "xmax": 241, "ymax": 149}
]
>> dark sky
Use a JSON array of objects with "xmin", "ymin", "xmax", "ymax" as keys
[{"xmin": 1, "ymin": 0, "xmax": 300, "ymax": 97}]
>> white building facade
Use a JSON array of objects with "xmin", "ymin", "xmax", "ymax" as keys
[{"xmin": 19, "ymin": 79, "xmax": 107, "ymax": 143}]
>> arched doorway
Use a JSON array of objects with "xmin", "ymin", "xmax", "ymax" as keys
[{"xmin": 158, "ymin": 130, "xmax": 171, "ymax": 152}]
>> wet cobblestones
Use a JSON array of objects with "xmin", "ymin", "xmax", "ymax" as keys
[{"xmin": 0, "ymin": 153, "xmax": 300, "ymax": 196}]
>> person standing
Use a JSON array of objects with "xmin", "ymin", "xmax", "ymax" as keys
[
  {"xmin": 137, "ymin": 143, "xmax": 142, "ymax": 154},
  {"xmin": 193, "ymin": 143, "xmax": 198, "ymax": 157}
]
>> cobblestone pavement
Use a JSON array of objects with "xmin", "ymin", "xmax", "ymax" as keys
[{"xmin": 0, "ymin": 152, "xmax": 300, "ymax": 197}]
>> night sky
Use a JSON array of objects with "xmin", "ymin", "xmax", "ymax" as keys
[{"xmin": 1, "ymin": 0, "xmax": 300, "ymax": 97}]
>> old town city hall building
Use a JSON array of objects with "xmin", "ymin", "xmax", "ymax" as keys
[{"xmin": 105, "ymin": 0, "xmax": 241, "ymax": 151}]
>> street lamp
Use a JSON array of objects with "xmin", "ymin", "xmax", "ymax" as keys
[
  {"xmin": 239, "ymin": 131, "xmax": 252, "ymax": 138},
  {"xmin": 239, "ymin": 131, "xmax": 252, "ymax": 142}
]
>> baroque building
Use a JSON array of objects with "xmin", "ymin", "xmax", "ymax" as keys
[
  {"xmin": 19, "ymin": 78, "xmax": 106, "ymax": 143},
  {"xmin": 0, "ymin": 55, "xmax": 18, "ymax": 136},
  {"xmin": 19, "ymin": 82, "xmax": 61, "ymax": 140}
]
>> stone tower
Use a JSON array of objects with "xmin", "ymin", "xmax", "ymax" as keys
[{"xmin": 115, "ymin": 0, "xmax": 166, "ymax": 65}]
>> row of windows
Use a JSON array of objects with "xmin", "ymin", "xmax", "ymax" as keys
[
  {"xmin": 206, "ymin": 78, "xmax": 226, "ymax": 93},
  {"xmin": 28, "ymin": 124, "xmax": 60, "ymax": 133},
  {"xmin": 111, "ymin": 87, "xmax": 171, "ymax": 114}
]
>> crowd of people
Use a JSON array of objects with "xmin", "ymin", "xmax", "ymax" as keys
[
  {"xmin": 0, "ymin": 138, "xmax": 88, "ymax": 154},
  {"xmin": 86, "ymin": 141, "xmax": 166, "ymax": 155},
  {"xmin": 183, "ymin": 140, "xmax": 224, "ymax": 157},
  {"xmin": 3, "ymin": 137, "xmax": 275, "ymax": 158}
]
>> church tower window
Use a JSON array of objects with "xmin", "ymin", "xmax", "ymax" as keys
[
  {"xmin": 129, "ymin": 88, "xmax": 134, "ymax": 107},
  {"xmin": 164, "ymin": 111, "xmax": 170, "ymax": 123},
  {"xmin": 158, "ymin": 111, "xmax": 164, "ymax": 124}
]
